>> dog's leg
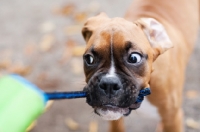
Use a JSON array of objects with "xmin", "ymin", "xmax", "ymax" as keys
[
  {"xmin": 148, "ymin": 78, "xmax": 184, "ymax": 132},
  {"xmin": 149, "ymin": 95, "xmax": 183, "ymax": 132},
  {"xmin": 109, "ymin": 118, "xmax": 125, "ymax": 132},
  {"xmin": 157, "ymin": 102, "xmax": 183, "ymax": 132}
]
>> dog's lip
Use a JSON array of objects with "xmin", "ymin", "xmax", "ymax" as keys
[
  {"xmin": 102, "ymin": 104, "xmax": 120, "ymax": 109},
  {"xmin": 129, "ymin": 102, "xmax": 142, "ymax": 110},
  {"xmin": 95, "ymin": 104, "xmax": 131, "ymax": 116}
]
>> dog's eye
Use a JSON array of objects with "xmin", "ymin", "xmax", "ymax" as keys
[
  {"xmin": 84, "ymin": 54, "xmax": 94, "ymax": 65},
  {"xmin": 128, "ymin": 53, "xmax": 142, "ymax": 64}
]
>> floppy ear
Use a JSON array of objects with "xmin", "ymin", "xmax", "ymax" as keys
[
  {"xmin": 136, "ymin": 18, "xmax": 173, "ymax": 60},
  {"xmin": 82, "ymin": 12, "xmax": 109, "ymax": 42}
]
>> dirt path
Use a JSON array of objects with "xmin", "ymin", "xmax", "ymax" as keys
[{"xmin": 0, "ymin": 0, "xmax": 199, "ymax": 132}]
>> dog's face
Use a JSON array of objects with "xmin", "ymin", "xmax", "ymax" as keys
[{"xmin": 82, "ymin": 13, "xmax": 173, "ymax": 120}]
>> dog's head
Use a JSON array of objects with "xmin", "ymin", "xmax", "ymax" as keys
[{"xmin": 82, "ymin": 13, "xmax": 173, "ymax": 120}]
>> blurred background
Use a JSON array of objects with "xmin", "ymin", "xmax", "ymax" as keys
[{"xmin": 0, "ymin": 0, "xmax": 199, "ymax": 132}]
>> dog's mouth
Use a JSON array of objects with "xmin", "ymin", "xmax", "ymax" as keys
[
  {"xmin": 83, "ymin": 73, "xmax": 150, "ymax": 120},
  {"xmin": 94, "ymin": 104, "xmax": 134, "ymax": 120}
]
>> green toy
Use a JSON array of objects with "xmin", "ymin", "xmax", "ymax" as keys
[
  {"xmin": 0, "ymin": 74, "xmax": 87, "ymax": 132},
  {"xmin": 0, "ymin": 74, "xmax": 47, "ymax": 132}
]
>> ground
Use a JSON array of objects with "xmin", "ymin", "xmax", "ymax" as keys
[{"xmin": 0, "ymin": 0, "xmax": 200, "ymax": 132}]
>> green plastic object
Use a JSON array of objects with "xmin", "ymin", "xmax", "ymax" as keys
[{"xmin": 0, "ymin": 74, "xmax": 47, "ymax": 132}]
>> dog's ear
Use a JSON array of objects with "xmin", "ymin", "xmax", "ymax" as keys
[
  {"xmin": 136, "ymin": 18, "xmax": 173, "ymax": 60},
  {"xmin": 82, "ymin": 12, "xmax": 109, "ymax": 43}
]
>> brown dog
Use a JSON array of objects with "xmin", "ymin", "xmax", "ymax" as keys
[{"xmin": 82, "ymin": 0, "xmax": 199, "ymax": 132}]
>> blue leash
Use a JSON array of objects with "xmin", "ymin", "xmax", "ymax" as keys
[{"xmin": 45, "ymin": 88, "xmax": 151, "ymax": 104}]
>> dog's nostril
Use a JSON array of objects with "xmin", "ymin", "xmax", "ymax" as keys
[
  {"xmin": 113, "ymin": 84, "xmax": 120, "ymax": 91},
  {"xmin": 99, "ymin": 83, "xmax": 107, "ymax": 91},
  {"xmin": 99, "ymin": 83, "xmax": 120, "ymax": 91}
]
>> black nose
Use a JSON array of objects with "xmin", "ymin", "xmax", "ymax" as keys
[{"xmin": 99, "ymin": 76, "xmax": 122, "ymax": 97}]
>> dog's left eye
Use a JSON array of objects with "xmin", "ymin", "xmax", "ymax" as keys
[
  {"xmin": 128, "ymin": 53, "xmax": 142, "ymax": 64},
  {"xmin": 84, "ymin": 54, "xmax": 94, "ymax": 65}
]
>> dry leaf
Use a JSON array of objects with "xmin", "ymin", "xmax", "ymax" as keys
[
  {"xmin": 23, "ymin": 43, "xmax": 36, "ymax": 56},
  {"xmin": 0, "ymin": 58, "xmax": 31, "ymax": 76},
  {"xmin": 60, "ymin": 51, "xmax": 72, "ymax": 64},
  {"xmin": 37, "ymin": 72, "xmax": 48, "ymax": 81},
  {"xmin": 72, "ymin": 45, "xmax": 85, "ymax": 56},
  {"xmin": 44, "ymin": 100, "xmax": 54, "ymax": 112},
  {"xmin": 65, "ymin": 118, "xmax": 79, "ymax": 131},
  {"xmin": 39, "ymin": 34, "xmax": 55, "ymax": 52},
  {"xmin": 64, "ymin": 25, "xmax": 82, "ymax": 36},
  {"xmin": 60, "ymin": 39, "xmax": 77, "ymax": 63},
  {"xmin": 0, "ymin": 59, "xmax": 11, "ymax": 69},
  {"xmin": 73, "ymin": 12, "xmax": 87, "ymax": 23},
  {"xmin": 89, "ymin": 120, "xmax": 98, "ymax": 132},
  {"xmin": 186, "ymin": 90, "xmax": 199, "ymax": 99},
  {"xmin": 39, "ymin": 21, "xmax": 55, "ymax": 33},
  {"xmin": 186, "ymin": 118, "xmax": 200, "ymax": 129},
  {"xmin": 35, "ymin": 72, "xmax": 60, "ymax": 90},
  {"xmin": 53, "ymin": 4, "xmax": 75, "ymax": 16},
  {"xmin": 66, "ymin": 39, "xmax": 77, "ymax": 48},
  {"xmin": 7, "ymin": 64, "xmax": 32, "ymax": 76}
]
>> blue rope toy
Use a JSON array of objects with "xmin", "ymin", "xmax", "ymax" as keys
[
  {"xmin": 45, "ymin": 91, "xmax": 87, "ymax": 99},
  {"xmin": 135, "ymin": 88, "xmax": 151, "ymax": 103},
  {"xmin": 45, "ymin": 88, "xmax": 151, "ymax": 104}
]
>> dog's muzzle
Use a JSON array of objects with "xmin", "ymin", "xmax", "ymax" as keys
[{"xmin": 84, "ymin": 74, "xmax": 151, "ymax": 120}]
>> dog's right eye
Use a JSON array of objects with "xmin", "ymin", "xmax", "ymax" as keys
[
  {"xmin": 84, "ymin": 54, "xmax": 94, "ymax": 65},
  {"xmin": 128, "ymin": 53, "xmax": 142, "ymax": 64}
]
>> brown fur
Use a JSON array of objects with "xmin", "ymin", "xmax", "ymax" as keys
[{"xmin": 82, "ymin": 0, "xmax": 199, "ymax": 132}]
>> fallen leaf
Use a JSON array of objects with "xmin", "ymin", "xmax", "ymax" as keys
[
  {"xmin": 186, "ymin": 118, "xmax": 200, "ymax": 129},
  {"xmin": 7, "ymin": 63, "xmax": 32, "ymax": 76},
  {"xmin": 35, "ymin": 72, "xmax": 60, "ymax": 90},
  {"xmin": 52, "ymin": 4, "xmax": 76, "ymax": 16},
  {"xmin": 59, "ymin": 39, "xmax": 76, "ymax": 64},
  {"xmin": 39, "ymin": 34, "xmax": 55, "ymax": 52},
  {"xmin": 65, "ymin": 118, "xmax": 79, "ymax": 131},
  {"xmin": 44, "ymin": 100, "xmax": 54, "ymax": 112},
  {"xmin": 0, "ymin": 59, "xmax": 11, "ymax": 70},
  {"xmin": 60, "ymin": 51, "xmax": 72, "ymax": 64},
  {"xmin": 73, "ymin": 12, "xmax": 87, "ymax": 23},
  {"xmin": 64, "ymin": 25, "xmax": 82, "ymax": 36},
  {"xmin": 72, "ymin": 45, "xmax": 85, "ymax": 56},
  {"xmin": 186, "ymin": 90, "xmax": 199, "ymax": 99},
  {"xmin": 66, "ymin": 39, "xmax": 77, "ymax": 48},
  {"xmin": 89, "ymin": 120, "xmax": 98, "ymax": 132},
  {"xmin": 23, "ymin": 43, "xmax": 36, "ymax": 56}
]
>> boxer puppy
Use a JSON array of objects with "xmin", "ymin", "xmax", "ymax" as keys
[
  {"xmin": 82, "ymin": 14, "xmax": 171, "ymax": 119},
  {"xmin": 82, "ymin": 0, "xmax": 199, "ymax": 132}
]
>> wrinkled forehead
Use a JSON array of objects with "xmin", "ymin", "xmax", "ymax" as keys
[{"xmin": 87, "ymin": 21, "xmax": 151, "ymax": 54}]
